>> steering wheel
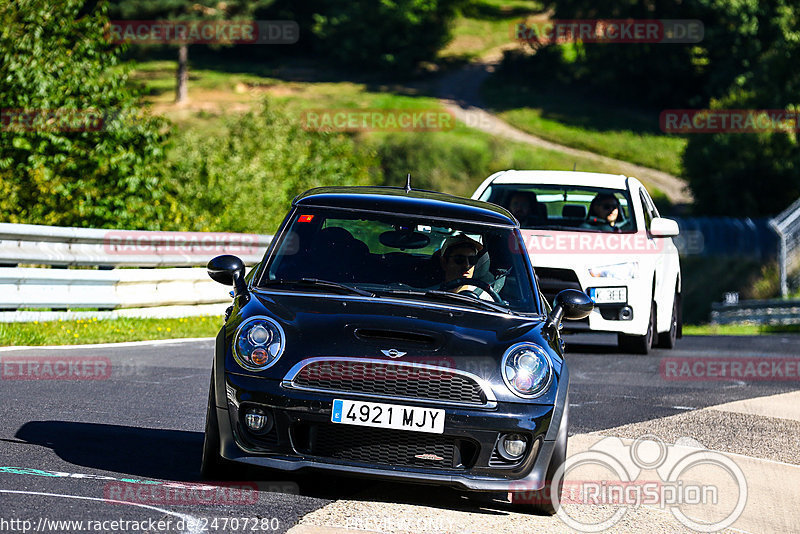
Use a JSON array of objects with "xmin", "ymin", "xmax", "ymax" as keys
[{"xmin": 440, "ymin": 278, "xmax": 504, "ymax": 303}]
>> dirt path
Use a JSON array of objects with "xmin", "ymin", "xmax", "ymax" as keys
[{"xmin": 436, "ymin": 60, "xmax": 692, "ymax": 204}]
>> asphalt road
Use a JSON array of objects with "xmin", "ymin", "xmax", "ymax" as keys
[{"xmin": 0, "ymin": 334, "xmax": 798, "ymax": 534}]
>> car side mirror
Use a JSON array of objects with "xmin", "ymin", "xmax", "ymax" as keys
[
  {"xmin": 547, "ymin": 289, "xmax": 593, "ymax": 330},
  {"xmin": 208, "ymin": 255, "xmax": 247, "ymax": 297},
  {"xmin": 650, "ymin": 217, "xmax": 679, "ymax": 237}
]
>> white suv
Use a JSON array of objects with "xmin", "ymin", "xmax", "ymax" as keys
[{"xmin": 473, "ymin": 170, "xmax": 682, "ymax": 353}]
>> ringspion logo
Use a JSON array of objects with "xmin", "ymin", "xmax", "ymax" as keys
[{"xmin": 513, "ymin": 434, "xmax": 747, "ymax": 532}]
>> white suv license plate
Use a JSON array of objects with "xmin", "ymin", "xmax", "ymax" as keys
[
  {"xmin": 331, "ymin": 399, "xmax": 445, "ymax": 434},
  {"xmin": 591, "ymin": 287, "xmax": 627, "ymax": 304}
]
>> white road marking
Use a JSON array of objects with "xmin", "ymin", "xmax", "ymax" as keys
[
  {"xmin": 0, "ymin": 489, "xmax": 203, "ymax": 534},
  {"xmin": 0, "ymin": 337, "xmax": 214, "ymax": 352}
]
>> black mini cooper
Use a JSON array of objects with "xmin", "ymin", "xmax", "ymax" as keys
[{"xmin": 201, "ymin": 186, "xmax": 592, "ymax": 514}]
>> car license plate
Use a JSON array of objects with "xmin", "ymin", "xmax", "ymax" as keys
[
  {"xmin": 331, "ymin": 399, "xmax": 445, "ymax": 434},
  {"xmin": 590, "ymin": 287, "xmax": 627, "ymax": 304}
]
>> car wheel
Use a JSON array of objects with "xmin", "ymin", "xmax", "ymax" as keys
[
  {"xmin": 655, "ymin": 292, "xmax": 679, "ymax": 349},
  {"xmin": 201, "ymin": 373, "xmax": 230, "ymax": 480},
  {"xmin": 618, "ymin": 302, "xmax": 655, "ymax": 354},
  {"xmin": 509, "ymin": 411, "xmax": 568, "ymax": 515}
]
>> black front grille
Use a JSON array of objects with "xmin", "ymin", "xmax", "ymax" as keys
[
  {"xmin": 291, "ymin": 360, "xmax": 486, "ymax": 405},
  {"xmin": 294, "ymin": 423, "xmax": 477, "ymax": 470},
  {"xmin": 535, "ymin": 267, "xmax": 583, "ymax": 304}
]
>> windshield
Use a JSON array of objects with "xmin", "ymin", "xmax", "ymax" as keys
[
  {"xmin": 481, "ymin": 184, "xmax": 637, "ymax": 233},
  {"xmin": 258, "ymin": 208, "xmax": 539, "ymax": 313}
]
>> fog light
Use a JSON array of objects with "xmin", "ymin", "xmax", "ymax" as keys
[
  {"xmin": 498, "ymin": 433, "xmax": 528, "ymax": 461},
  {"xmin": 244, "ymin": 409, "xmax": 269, "ymax": 432},
  {"xmin": 619, "ymin": 306, "xmax": 633, "ymax": 321}
]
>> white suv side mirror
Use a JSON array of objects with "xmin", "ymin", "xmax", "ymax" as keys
[{"xmin": 649, "ymin": 217, "xmax": 679, "ymax": 237}]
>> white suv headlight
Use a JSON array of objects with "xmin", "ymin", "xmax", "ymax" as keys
[
  {"xmin": 501, "ymin": 343, "xmax": 553, "ymax": 399},
  {"xmin": 233, "ymin": 316, "xmax": 285, "ymax": 371},
  {"xmin": 588, "ymin": 262, "xmax": 639, "ymax": 280}
]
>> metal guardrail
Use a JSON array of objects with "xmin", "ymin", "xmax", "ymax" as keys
[
  {"xmin": 770, "ymin": 197, "xmax": 800, "ymax": 297},
  {"xmin": 0, "ymin": 222, "xmax": 270, "ymax": 267},
  {"xmin": 0, "ymin": 223, "xmax": 273, "ymax": 322},
  {"xmin": 710, "ymin": 298, "xmax": 800, "ymax": 325}
]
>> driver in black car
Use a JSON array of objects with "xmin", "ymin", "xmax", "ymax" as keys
[{"xmin": 438, "ymin": 234, "xmax": 490, "ymax": 297}]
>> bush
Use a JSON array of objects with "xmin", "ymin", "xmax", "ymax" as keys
[
  {"xmin": 373, "ymin": 132, "xmax": 493, "ymax": 196},
  {"xmin": 166, "ymin": 101, "xmax": 377, "ymax": 233},
  {"xmin": 0, "ymin": 0, "xmax": 171, "ymax": 229},
  {"xmin": 683, "ymin": 128, "xmax": 800, "ymax": 217}
]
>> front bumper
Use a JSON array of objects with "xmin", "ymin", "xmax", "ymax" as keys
[{"xmin": 213, "ymin": 367, "xmax": 570, "ymax": 492}]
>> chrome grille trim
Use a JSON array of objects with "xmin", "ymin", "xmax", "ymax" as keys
[{"xmin": 282, "ymin": 357, "xmax": 497, "ymax": 408}]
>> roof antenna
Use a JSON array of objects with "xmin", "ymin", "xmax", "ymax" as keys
[
  {"xmin": 572, "ymin": 162, "xmax": 577, "ymax": 171},
  {"xmin": 405, "ymin": 173, "xmax": 412, "ymax": 193}
]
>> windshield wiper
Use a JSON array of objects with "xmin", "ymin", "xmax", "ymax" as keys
[
  {"xmin": 425, "ymin": 290, "xmax": 512, "ymax": 314},
  {"xmin": 261, "ymin": 278, "xmax": 375, "ymax": 297},
  {"xmin": 379, "ymin": 288, "xmax": 512, "ymax": 314}
]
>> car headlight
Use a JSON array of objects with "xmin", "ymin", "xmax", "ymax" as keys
[
  {"xmin": 501, "ymin": 343, "xmax": 553, "ymax": 399},
  {"xmin": 588, "ymin": 262, "xmax": 639, "ymax": 280},
  {"xmin": 233, "ymin": 316, "xmax": 285, "ymax": 371}
]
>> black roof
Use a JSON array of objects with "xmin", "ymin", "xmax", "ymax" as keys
[{"xmin": 293, "ymin": 186, "xmax": 516, "ymax": 226}]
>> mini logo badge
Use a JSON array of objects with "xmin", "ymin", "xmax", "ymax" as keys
[
  {"xmin": 381, "ymin": 349, "xmax": 407, "ymax": 359},
  {"xmin": 414, "ymin": 453, "xmax": 443, "ymax": 461}
]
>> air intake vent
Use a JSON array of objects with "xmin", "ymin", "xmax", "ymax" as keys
[{"xmin": 354, "ymin": 328, "xmax": 437, "ymax": 347}]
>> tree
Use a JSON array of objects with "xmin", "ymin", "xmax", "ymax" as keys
[
  {"xmin": 108, "ymin": 0, "xmax": 273, "ymax": 103},
  {"xmin": 682, "ymin": 2, "xmax": 800, "ymax": 216},
  {"xmin": 0, "ymin": 0, "xmax": 171, "ymax": 229},
  {"xmin": 311, "ymin": 0, "xmax": 467, "ymax": 73}
]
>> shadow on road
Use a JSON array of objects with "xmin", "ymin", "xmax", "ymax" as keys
[
  {"xmin": 15, "ymin": 421, "xmax": 205, "ymax": 482},
  {"xmin": 12, "ymin": 421, "xmax": 522, "ymax": 516}
]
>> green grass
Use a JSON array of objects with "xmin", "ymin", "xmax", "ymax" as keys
[
  {"xmin": 439, "ymin": 1, "xmax": 544, "ymax": 61},
  {"xmin": 129, "ymin": 59, "xmax": 640, "ymax": 197},
  {"xmin": 482, "ymin": 76, "xmax": 687, "ymax": 176},
  {"xmin": 0, "ymin": 316, "xmax": 222, "ymax": 347},
  {"xmin": 683, "ymin": 324, "xmax": 800, "ymax": 336}
]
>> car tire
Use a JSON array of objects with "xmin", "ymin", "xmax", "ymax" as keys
[
  {"xmin": 655, "ymin": 292, "xmax": 679, "ymax": 349},
  {"xmin": 618, "ymin": 302, "xmax": 655, "ymax": 354},
  {"xmin": 201, "ymin": 373, "xmax": 231, "ymax": 480},
  {"xmin": 509, "ymin": 412, "xmax": 568, "ymax": 515}
]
